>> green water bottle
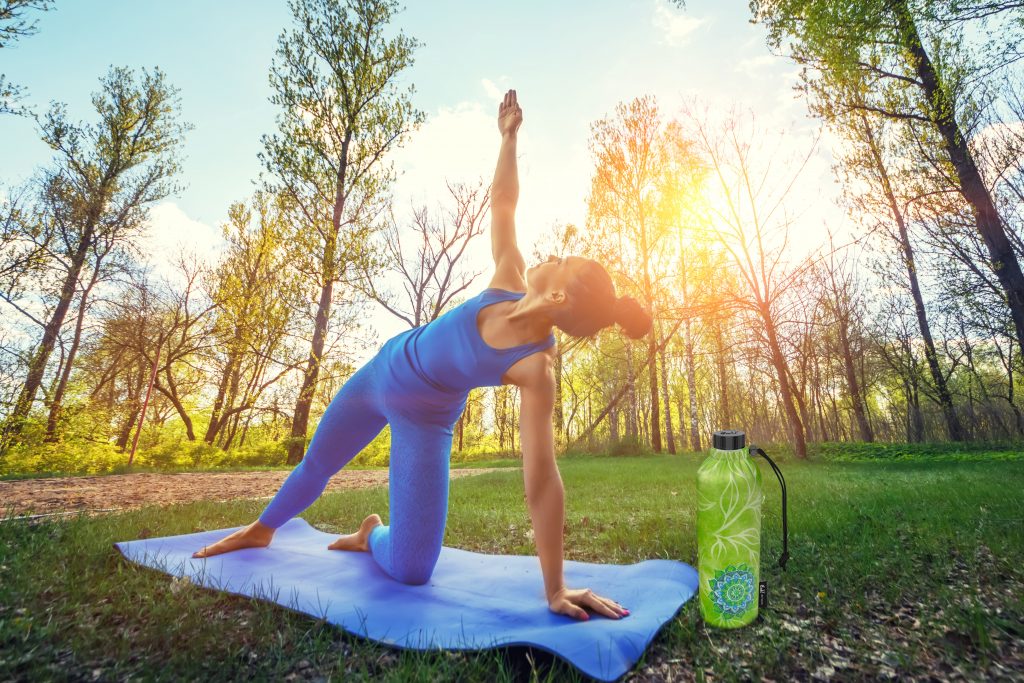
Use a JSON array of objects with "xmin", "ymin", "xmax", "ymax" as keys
[{"xmin": 696, "ymin": 429, "xmax": 789, "ymax": 628}]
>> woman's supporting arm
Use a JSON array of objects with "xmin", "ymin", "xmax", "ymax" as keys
[
  {"xmin": 489, "ymin": 90, "xmax": 526, "ymax": 287},
  {"xmin": 519, "ymin": 361, "xmax": 567, "ymax": 602}
]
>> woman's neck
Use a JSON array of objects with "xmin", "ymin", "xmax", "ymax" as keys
[{"xmin": 506, "ymin": 294, "xmax": 554, "ymax": 343}]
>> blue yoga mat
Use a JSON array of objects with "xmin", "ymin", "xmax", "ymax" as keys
[{"xmin": 114, "ymin": 518, "xmax": 697, "ymax": 681}]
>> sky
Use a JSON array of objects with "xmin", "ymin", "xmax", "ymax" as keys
[{"xmin": 0, "ymin": 0, "xmax": 841, "ymax": 364}]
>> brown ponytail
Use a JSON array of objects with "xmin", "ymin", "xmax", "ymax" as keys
[{"xmin": 613, "ymin": 295, "xmax": 653, "ymax": 339}]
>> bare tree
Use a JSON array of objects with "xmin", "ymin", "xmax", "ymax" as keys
[
  {"xmin": 682, "ymin": 106, "xmax": 819, "ymax": 457},
  {"xmin": 813, "ymin": 237, "xmax": 875, "ymax": 441},
  {"xmin": 356, "ymin": 179, "xmax": 489, "ymax": 327}
]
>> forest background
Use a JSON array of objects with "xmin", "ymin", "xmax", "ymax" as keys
[{"xmin": 2, "ymin": 0, "xmax": 1023, "ymax": 475}]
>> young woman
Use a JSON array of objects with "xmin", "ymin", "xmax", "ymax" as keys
[{"xmin": 192, "ymin": 89, "xmax": 652, "ymax": 622}]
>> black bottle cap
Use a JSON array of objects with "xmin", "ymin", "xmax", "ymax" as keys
[{"xmin": 712, "ymin": 429, "xmax": 745, "ymax": 450}]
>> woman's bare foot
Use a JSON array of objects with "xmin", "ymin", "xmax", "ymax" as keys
[
  {"xmin": 192, "ymin": 521, "xmax": 275, "ymax": 559},
  {"xmin": 327, "ymin": 514, "xmax": 382, "ymax": 552}
]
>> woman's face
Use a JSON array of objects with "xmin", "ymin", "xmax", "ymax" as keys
[{"xmin": 526, "ymin": 254, "xmax": 574, "ymax": 294}]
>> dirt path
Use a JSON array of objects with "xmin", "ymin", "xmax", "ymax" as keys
[{"xmin": 0, "ymin": 467, "xmax": 516, "ymax": 520}]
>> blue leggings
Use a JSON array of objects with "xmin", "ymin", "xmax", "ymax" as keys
[{"xmin": 258, "ymin": 358, "xmax": 454, "ymax": 585}]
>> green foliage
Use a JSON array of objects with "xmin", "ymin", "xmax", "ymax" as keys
[
  {"xmin": 0, "ymin": 441, "xmax": 123, "ymax": 477},
  {"xmin": 261, "ymin": 0, "xmax": 425, "ymax": 269},
  {"xmin": 608, "ymin": 435, "xmax": 648, "ymax": 456},
  {"xmin": 1, "ymin": 439, "xmax": 293, "ymax": 477},
  {"xmin": 812, "ymin": 440, "xmax": 1024, "ymax": 462},
  {"xmin": 0, "ymin": 0, "xmax": 53, "ymax": 48}
]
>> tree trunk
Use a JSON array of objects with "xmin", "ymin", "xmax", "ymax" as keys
[
  {"xmin": 115, "ymin": 362, "xmax": 146, "ymax": 451},
  {"xmin": 685, "ymin": 320, "xmax": 700, "ymax": 451},
  {"xmin": 648, "ymin": 333, "xmax": 662, "ymax": 452},
  {"xmin": 714, "ymin": 322, "xmax": 732, "ymax": 428},
  {"xmin": 625, "ymin": 352, "xmax": 637, "ymax": 439},
  {"xmin": 999, "ymin": 342, "xmax": 1024, "ymax": 435},
  {"xmin": 677, "ymin": 393, "xmax": 687, "ymax": 451},
  {"xmin": 287, "ymin": 131, "xmax": 351, "ymax": 465},
  {"xmin": 239, "ymin": 410, "xmax": 255, "ymax": 448},
  {"xmin": 838, "ymin": 319, "xmax": 873, "ymax": 441},
  {"xmin": 763, "ymin": 311, "xmax": 807, "ymax": 457},
  {"xmin": 609, "ymin": 402, "xmax": 619, "ymax": 443},
  {"xmin": 155, "ymin": 363, "xmax": 197, "ymax": 441},
  {"xmin": 909, "ymin": 372, "xmax": 924, "ymax": 443},
  {"xmin": 44, "ymin": 264, "xmax": 101, "ymax": 442},
  {"xmin": 790, "ymin": 368, "xmax": 814, "ymax": 445},
  {"xmin": 811, "ymin": 352, "xmax": 829, "ymax": 442},
  {"xmin": 658, "ymin": 324, "xmax": 676, "ymax": 454},
  {"xmin": 205, "ymin": 325, "xmax": 242, "ymax": 444},
  {"xmin": 288, "ymin": 279, "xmax": 334, "ymax": 464}
]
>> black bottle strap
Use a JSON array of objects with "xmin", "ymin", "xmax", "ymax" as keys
[{"xmin": 750, "ymin": 445, "xmax": 789, "ymax": 571}]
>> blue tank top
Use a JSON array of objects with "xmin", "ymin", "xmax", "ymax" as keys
[{"xmin": 374, "ymin": 286, "xmax": 552, "ymax": 421}]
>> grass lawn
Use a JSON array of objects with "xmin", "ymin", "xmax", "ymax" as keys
[{"xmin": 1, "ymin": 449, "xmax": 1023, "ymax": 681}]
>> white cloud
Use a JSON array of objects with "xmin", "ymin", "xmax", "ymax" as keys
[
  {"xmin": 652, "ymin": 0, "xmax": 707, "ymax": 46},
  {"xmin": 735, "ymin": 54, "xmax": 778, "ymax": 72},
  {"xmin": 141, "ymin": 201, "xmax": 225, "ymax": 286},
  {"xmin": 389, "ymin": 100, "xmax": 500, "ymax": 210},
  {"xmin": 389, "ymin": 95, "xmax": 587, "ymax": 252},
  {"xmin": 481, "ymin": 77, "xmax": 505, "ymax": 102}
]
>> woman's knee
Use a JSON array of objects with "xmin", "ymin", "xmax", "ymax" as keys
[{"xmin": 392, "ymin": 560, "xmax": 436, "ymax": 586}]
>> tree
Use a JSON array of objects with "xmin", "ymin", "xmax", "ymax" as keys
[
  {"xmin": 261, "ymin": 0, "xmax": 424, "ymax": 465},
  {"xmin": 587, "ymin": 95, "xmax": 679, "ymax": 452},
  {"xmin": 0, "ymin": 0, "xmax": 53, "ymax": 114},
  {"xmin": 752, "ymin": 0, "xmax": 1024, "ymax": 366},
  {"xmin": 0, "ymin": 66, "xmax": 187, "ymax": 452},
  {"xmin": 203, "ymin": 193, "xmax": 306, "ymax": 447},
  {"xmin": 851, "ymin": 109, "xmax": 962, "ymax": 440}
]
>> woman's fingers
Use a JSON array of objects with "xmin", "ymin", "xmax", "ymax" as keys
[
  {"xmin": 570, "ymin": 603, "xmax": 589, "ymax": 620},
  {"xmin": 586, "ymin": 593, "xmax": 626, "ymax": 619}
]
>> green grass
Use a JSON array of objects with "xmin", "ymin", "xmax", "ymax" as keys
[{"xmin": 2, "ymin": 450, "xmax": 1023, "ymax": 681}]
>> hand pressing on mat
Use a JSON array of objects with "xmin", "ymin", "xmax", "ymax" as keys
[
  {"xmin": 549, "ymin": 587, "xmax": 630, "ymax": 621},
  {"xmin": 191, "ymin": 521, "xmax": 275, "ymax": 558}
]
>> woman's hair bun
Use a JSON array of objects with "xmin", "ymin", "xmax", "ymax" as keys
[{"xmin": 613, "ymin": 295, "xmax": 653, "ymax": 339}]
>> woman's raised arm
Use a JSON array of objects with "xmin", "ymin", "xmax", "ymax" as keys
[{"xmin": 488, "ymin": 89, "xmax": 527, "ymax": 291}]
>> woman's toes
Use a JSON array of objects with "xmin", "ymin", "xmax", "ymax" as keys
[
  {"xmin": 328, "ymin": 515, "xmax": 381, "ymax": 552},
  {"xmin": 327, "ymin": 532, "xmax": 361, "ymax": 551}
]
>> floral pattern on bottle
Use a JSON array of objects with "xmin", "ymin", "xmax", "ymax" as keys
[{"xmin": 709, "ymin": 564, "xmax": 756, "ymax": 616}]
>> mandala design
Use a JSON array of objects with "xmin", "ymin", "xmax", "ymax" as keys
[{"xmin": 708, "ymin": 564, "xmax": 755, "ymax": 616}]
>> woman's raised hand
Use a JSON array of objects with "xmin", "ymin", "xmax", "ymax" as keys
[
  {"xmin": 497, "ymin": 88, "xmax": 523, "ymax": 136},
  {"xmin": 548, "ymin": 586, "xmax": 630, "ymax": 621}
]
